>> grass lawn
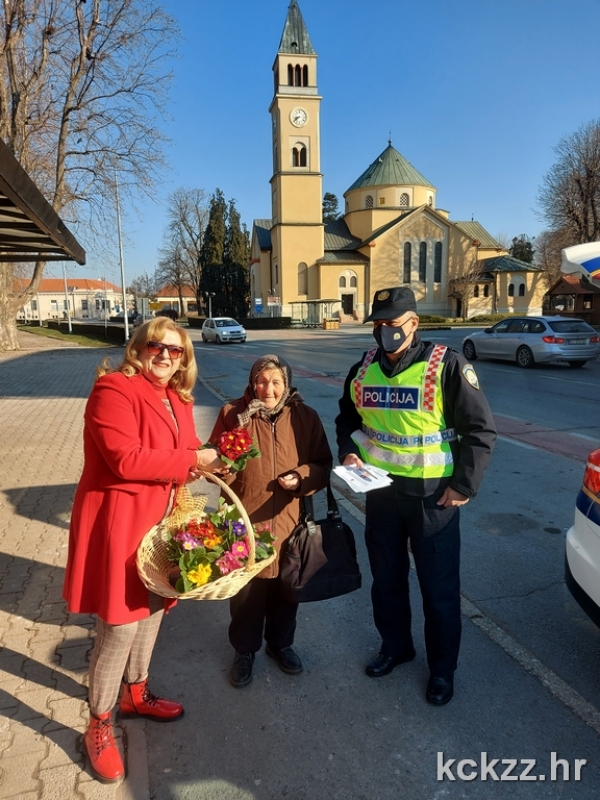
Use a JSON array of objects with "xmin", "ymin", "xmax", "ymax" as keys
[{"xmin": 18, "ymin": 325, "xmax": 116, "ymax": 348}]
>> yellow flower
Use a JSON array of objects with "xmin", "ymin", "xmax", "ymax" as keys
[{"xmin": 187, "ymin": 564, "xmax": 212, "ymax": 586}]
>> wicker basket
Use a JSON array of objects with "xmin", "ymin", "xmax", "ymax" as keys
[{"xmin": 136, "ymin": 473, "xmax": 276, "ymax": 600}]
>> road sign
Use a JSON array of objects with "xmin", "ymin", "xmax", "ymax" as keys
[{"xmin": 267, "ymin": 296, "xmax": 280, "ymax": 305}]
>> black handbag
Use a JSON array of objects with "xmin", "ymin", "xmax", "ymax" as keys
[{"xmin": 279, "ymin": 482, "xmax": 362, "ymax": 603}]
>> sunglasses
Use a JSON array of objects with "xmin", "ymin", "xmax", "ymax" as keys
[{"xmin": 146, "ymin": 341, "xmax": 185, "ymax": 358}]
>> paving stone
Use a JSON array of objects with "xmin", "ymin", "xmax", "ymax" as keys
[
  {"xmin": 5, "ymin": 722, "xmax": 49, "ymax": 756},
  {"xmin": 0, "ymin": 753, "xmax": 41, "ymax": 796},
  {"xmin": 38, "ymin": 725, "xmax": 84, "ymax": 770},
  {"xmin": 38, "ymin": 763, "xmax": 82, "ymax": 799}
]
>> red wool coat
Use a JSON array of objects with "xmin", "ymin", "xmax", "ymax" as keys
[{"xmin": 63, "ymin": 371, "xmax": 200, "ymax": 624}]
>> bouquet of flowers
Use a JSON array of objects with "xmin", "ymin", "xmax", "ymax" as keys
[
  {"xmin": 167, "ymin": 498, "xmax": 275, "ymax": 593},
  {"xmin": 214, "ymin": 427, "xmax": 261, "ymax": 472}
]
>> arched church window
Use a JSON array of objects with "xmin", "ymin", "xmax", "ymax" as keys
[
  {"xmin": 483, "ymin": 284, "xmax": 490, "ymax": 298},
  {"xmin": 399, "ymin": 193, "xmax": 409, "ymax": 207},
  {"xmin": 518, "ymin": 283, "xmax": 526, "ymax": 297},
  {"xmin": 295, "ymin": 64, "xmax": 302, "ymax": 86},
  {"xmin": 473, "ymin": 285, "xmax": 479, "ymax": 298},
  {"xmin": 434, "ymin": 242, "xmax": 442, "ymax": 284},
  {"xmin": 350, "ymin": 276, "xmax": 357, "ymax": 288},
  {"xmin": 339, "ymin": 276, "xmax": 347, "ymax": 288},
  {"xmin": 302, "ymin": 65, "xmax": 308, "ymax": 86},
  {"xmin": 287, "ymin": 64, "xmax": 294, "ymax": 85},
  {"xmin": 298, "ymin": 262, "xmax": 308, "ymax": 295},
  {"xmin": 365, "ymin": 195, "xmax": 374, "ymax": 209},
  {"xmin": 419, "ymin": 242, "xmax": 427, "ymax": 283},
  {"xmin": 292, "ymin": 144, "xmax": 307, "ymax": 167},
  {"xmin": 403, "ymin": 242, "xmax": 411, "ymax": 283},
  {"xmin": 428, "ymin": 195, "xmax": 433, "ymax": 206},
  {"xmin": 508, "ymin": 283, "xmax": 515, "ymax": 297}
]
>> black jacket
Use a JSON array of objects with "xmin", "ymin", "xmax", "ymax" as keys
[{"xmin": 335, "ymin": 333, "xmax": 497, "ymax": 499}]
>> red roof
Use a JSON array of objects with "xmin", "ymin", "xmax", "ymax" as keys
[
  {"xmin": 558, "ymin": 274, "xmax": 600, "ymax": 295},
  {"xmin": 155, "ymin": 284, "xmax": 196, "ymax": 298},
  {"xmin": 13, "ymin": 277, "xmax": 121, "ymax": 293}
]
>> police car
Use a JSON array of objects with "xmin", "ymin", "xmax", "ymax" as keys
[{"xmin": 565, "ymin": 448, "xmax": 600, "ymax": 627}]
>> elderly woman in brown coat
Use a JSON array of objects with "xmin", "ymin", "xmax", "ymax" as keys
[{"xmin": 210, "ymin": 354, "xmax": 332, "ymax": 687}]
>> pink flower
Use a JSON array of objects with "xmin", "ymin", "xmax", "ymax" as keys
[
  {"xmin": 216, "ymin": 551, "xmax": 243, "ymax": 575},
  {"xmin": 231, "ymin": 538, "xmax": 249, "ymax": 559}
]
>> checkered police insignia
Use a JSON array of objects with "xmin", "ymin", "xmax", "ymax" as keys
[
  {"xmin": 353, "ymin": 348, "xmax": 378, "ymax": 406},
  {"xmin": 422, "ymin": 344, "xmax": 447, "ymax": 412},
  {"xmin": 462, "ymin": 364, "xmax": 480, "ymax": 390},
  {"xmin": 377, "ymin": 290, "xmax": 390, "ymax": 301}
]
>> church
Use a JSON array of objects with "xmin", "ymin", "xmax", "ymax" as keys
[{"xmin": 250, "ymin": 1, "xmax": 546, "ymax": 323}]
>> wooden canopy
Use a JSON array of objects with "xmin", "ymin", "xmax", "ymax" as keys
[{"xmin": 0, "ymin": 138, "xmax": 85, "ymax": 264}]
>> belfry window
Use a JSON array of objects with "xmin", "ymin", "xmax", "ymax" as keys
[
  {"xmin": 399, "ymin": 193, "xmax": 409, "ymax": 207},
  {"xmin": 292, "ymin": 144, "xmax": 307, "ymax": 167},
  {"xmin": 365, "ymin": 195, "xmax": 374, "ymax": 209}
]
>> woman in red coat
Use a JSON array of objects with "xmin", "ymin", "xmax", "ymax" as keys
[{"xmin": 63, "ymin": 317, "xmax": 223, "ymax": 784}]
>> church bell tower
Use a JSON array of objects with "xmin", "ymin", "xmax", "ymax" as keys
[{"xmin": 269, "ymin": 0, "xmax": 323, "ymax": 312}]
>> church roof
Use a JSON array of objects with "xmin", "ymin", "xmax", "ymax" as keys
[
  {"xmin": 478, "ymin": 255, "xmax": 542, "ymax": 274},
  {"xmin": 324, "ymin": 218, "xmax": 362, "ymax": 251},
  {"xmin": 278, "ymin": 1, "xmax": 316, "ymax": 55},
  {"xmin": 358, "ymin": 208, "xmax": 419, "ymax": 246},
  {"xmin": 346, "ymin": 143, "xmax": 435, "ymax": 192},
  {"xmin": 254, "ymin": 219, "xmax": 273, "ymax": 250},
  {"xmin": 452, "ymin": 221, "xmax": 502, "ymax": 249}
]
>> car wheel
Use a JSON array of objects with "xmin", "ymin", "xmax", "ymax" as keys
[
  {"xmin": 201, "ymin": 333, "xmax": 207, "ymax": 342},
  {"xmin": 216, "ymin": 335, "xmax": 222, "ymax": 344},
  {"xmin": 516, "ymin": 346, "xmax": 534, "ymax": 368},
  {"xmin": 462, "ymin": 340, "xmax": 477, "ymax": 361},
  {"xmin": 568, "ymin": 361, "xmax": 586, "ymax": 368}
]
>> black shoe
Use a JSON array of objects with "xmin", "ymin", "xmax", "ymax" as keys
[
  {"xmin": 265, "ymin": 645, "xmax": 303, "ymax": 675},
  {"xmin": 365, "ymin": 650, "xmax": 416, "ymax": 678},
  {"xmin": 230, "ymin": 651, "xmax": 254, "ymax": 687},
  {"xmin": 426, "ymin": 675, "xmax": 454, "ymax": 705}
]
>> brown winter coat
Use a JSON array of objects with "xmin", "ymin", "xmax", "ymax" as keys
[{"xmin": 209, "ymin": 391, "xmax": 332, "ymax": 578}]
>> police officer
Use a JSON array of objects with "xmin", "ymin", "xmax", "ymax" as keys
[{"xmin": 335, "ymin": 287, "xmax": 496, "ymax": 705}]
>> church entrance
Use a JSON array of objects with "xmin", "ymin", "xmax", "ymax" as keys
[{"xmin": 341, "ymin": 293, "xmax": 354, "ymax": 315}]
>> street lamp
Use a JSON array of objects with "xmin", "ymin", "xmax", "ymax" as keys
[{"xmin": 204, "ymin": 291, "xmax": 215, "ymax": 318}]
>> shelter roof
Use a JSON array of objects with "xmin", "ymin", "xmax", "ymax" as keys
[{"xmin": 0, "ymin": 138, "xmax": 85, "ymax": 264}]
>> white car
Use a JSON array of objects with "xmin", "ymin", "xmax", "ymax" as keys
[
  {"xmin": 565, "ymin": 449, "xmax": 600, "ymax": 627},
  {"xmin": 201, "ymin": 317, "xmax": 246, "ymax": 344}
]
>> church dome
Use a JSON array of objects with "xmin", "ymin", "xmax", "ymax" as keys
[{"xmin": 346, "ymin": 142, "xmax": 435, "ymax": 192}]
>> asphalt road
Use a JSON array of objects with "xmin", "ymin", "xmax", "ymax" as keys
[{"xmin": 144, "ymin": 326, "xmax": 600, "ymax": 800}]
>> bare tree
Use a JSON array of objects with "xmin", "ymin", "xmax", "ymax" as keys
[
  {"xmin": 447, "ymin": 241, "xmax": 484, "ymax": 320},
  {"xmin": 157, "ymin": 188, "xmax": 209, "ymax": 312},
  {"xmin": 0, "ymin": 0, "xmax": 179, "ymax": 349},
  {"xmin": 535, "ymin": 228, "xmax": 574, "ymax": 289},
  {"xmin": 538, "ymin": 119, "xmax": 600, "ymax": 246}
]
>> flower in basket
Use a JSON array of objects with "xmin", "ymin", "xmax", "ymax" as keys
[
  {"xmin": 167, "ymin": 498, "xmax": 275, "ymax": 594},
  {"xmin": 215, "ymin": 427, "xmax": 261, "ymax": 472}
]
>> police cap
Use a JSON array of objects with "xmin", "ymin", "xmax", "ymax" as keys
[{"xmin": 364, "ymin": 287, "xmax": 417, "ymax": 323}]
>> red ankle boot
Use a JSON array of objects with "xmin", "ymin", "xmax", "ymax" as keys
[
  {"xmin": 119, "ymin": 679, "xmax": 184, "ymax": 721},
  {"xmin": 83, "ymin": 712, "xmax": 124, "ymax": 783}
]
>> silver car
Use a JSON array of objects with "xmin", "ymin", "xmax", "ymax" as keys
[
  {"xmin": 462, "ymin": 315, "xmax": 600, "ymax": 368},
  {"xmin": 201, "ymin": 317, "xmax": 247, "ymax": 344}
]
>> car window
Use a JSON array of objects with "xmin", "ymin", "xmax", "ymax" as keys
[
  {"xmin": 548, "ymin": 319, "xmax": 595, "ymax": 333},
  {"xmin": 525, "ymin": 320, "xmax": 546, "ymax": 334},
  {"xmin": 506, "ymin": 320, "xmax": 526, "ymax": 333},
  {"xmin": 492, "ymin": 321, "xmax": 511, "ymax": 333},
  {"xmin": 216, "ymin": 319, "xmax": 237, "ymax": 327}
]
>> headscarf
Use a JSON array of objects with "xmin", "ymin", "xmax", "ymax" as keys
[{"xmin": 237, "ymin": 354, "xmax": 303, "ymax": 427}]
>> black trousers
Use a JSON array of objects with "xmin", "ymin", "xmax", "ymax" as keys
[
  {"xmin": 229, "ymin": 575, "xmax": 299, "ymax": 654},
  {"xmin": 364, "ymin": 483, "xmax": 461, "ymax": 677}
]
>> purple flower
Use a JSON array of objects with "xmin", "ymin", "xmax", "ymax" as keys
[{"xmin": 232, "ymin": 520, "xmax": 246, "ymax": 537}]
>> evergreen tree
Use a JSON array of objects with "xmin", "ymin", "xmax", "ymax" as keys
[
  {"xmin": 509, "ymin": 234, "xmax": 535, "ymax": 264},
  {"xmin": 224, "ymin": 200, "xmax": 250, "ymax": 318},
  {"xmin": 322, "ymin": 192, "xmax": 340, "ymax": 222},
  {"xmin": 199, "ymin": 189, "xmax": 227, "ymax": 314}
]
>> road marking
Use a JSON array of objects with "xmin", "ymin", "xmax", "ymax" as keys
[{"xmin": 335, "ymin": 490, "xmax": 600, "ymax": 737}]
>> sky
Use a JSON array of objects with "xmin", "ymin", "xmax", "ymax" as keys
[{"xmin": 58, "ymin": 0, "xmax": 600, "ymax": 284}]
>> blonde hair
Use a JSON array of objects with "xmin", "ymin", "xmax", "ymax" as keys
[{"xmin": 96, "ymin": 317, "xmax": 198, "ymax": 403}]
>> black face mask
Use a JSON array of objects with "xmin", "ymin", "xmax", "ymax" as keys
[{"xmin": 373, "ymin": 323, "xmax": 408, "ymax": 354}]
